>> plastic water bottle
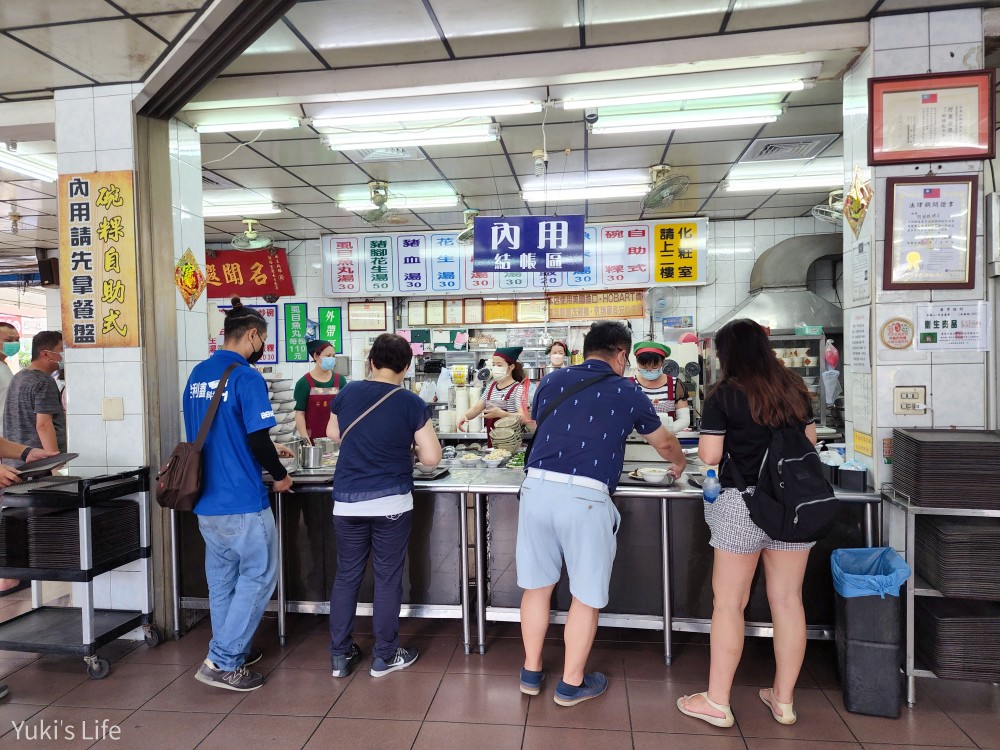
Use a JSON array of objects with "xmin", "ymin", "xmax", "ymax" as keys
[{"xmin": 703, "ymin": 469, "xmax": 721, "ymax": 503}]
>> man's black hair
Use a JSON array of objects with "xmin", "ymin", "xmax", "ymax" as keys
[
  {"xmin": 583, "ymin": 321, "xmax": 632, "ymax": 359},
  {"xmin": 31, "ymin": 330, "xmax": 62, "ymax": 361},
  {"xmin": 223, "ymin": 297, "xmax": 267, "ymax": 341}
]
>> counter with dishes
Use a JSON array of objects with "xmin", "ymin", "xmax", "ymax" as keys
[{"xmin": 174, "ymin": 464, "xmax": 879, "ymax": 661}]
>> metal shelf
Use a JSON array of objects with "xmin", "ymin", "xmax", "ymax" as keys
[
  {"xmin": 437, "ymin": 432, "xmax": 488, "ymax": 440},
  {"xmin": 0, "ymin": 607, "xmax": 146, "ymax": 657},
  {"xmin": 0, "ymin": 547, "xmax": 150, "ymax": 583}
]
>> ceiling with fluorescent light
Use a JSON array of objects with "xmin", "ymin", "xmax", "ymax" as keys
[{"xmin": 0, "ymin": 0, "xmax": 999, "ymax": 254}]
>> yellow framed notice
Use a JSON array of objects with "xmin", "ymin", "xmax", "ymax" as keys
[{"xmin": 484, "ymin": 299, "xmax": 516, "ymax": 323}]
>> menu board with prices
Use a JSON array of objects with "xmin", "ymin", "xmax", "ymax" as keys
[
  {"xmin": 284, "ymin": 302, "xmax": 309, "ymax": 362},
  {"xmin": 59, "ymin": 171, "xmax": 140, "ymax": 347},
  {"xmin": 208, "ymin": 304, "xmax": 278, "ymax": 364},
  {"xmin": 322, "ymin": 218, "xmax": 707, "ymax": 297}
]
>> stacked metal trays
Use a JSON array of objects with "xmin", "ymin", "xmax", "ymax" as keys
[
  {"xmin": 916, "ymin": 517, "xmax": 1000, "ymax": 600},
  {"xmin": 915, "ymin": 598, "xmax": 1000, "ymax": 681},
  {"xmin": 892, "ymin": 429, "xmax": 1000, "ymax": 509},
  {"xmin": 265, "ymin": 377, "xmax": 297, "ymax": 439}
]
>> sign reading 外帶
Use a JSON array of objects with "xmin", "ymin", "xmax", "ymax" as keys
[
  {"xmin": 472, "ymin": 215, "xmax": 585, "ymax": 273},
  {"xmin": 59, "ymin": 171, "xmax": 140, "ymax": 347}
]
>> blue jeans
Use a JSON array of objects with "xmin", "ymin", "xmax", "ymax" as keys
[
  {"xmin": 198, "ymin": 509, "xmax": 278, "ymax": 671},
  {"xmin": 329, "ymin": 512, "xmax": 412, "ymax": 662}
]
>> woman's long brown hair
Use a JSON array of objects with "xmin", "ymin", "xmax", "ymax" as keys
[{"xmin": 709, "ymin": 318, "xmax": 811, "ymax": 428}]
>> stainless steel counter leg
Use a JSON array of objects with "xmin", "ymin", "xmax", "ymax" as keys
[
  {"xmin": 170, "ymin": 509, "xmax": 181, "ymax": 639},
  {"xmin": 661, "ymin": 496, "xmax": 672, "ymax": 666},
  {"xmin": 460, "ymin": 492, "xmax": 471, "ymax": 655},
  {"xmin": 905, "ymin": 508, "xmax": 916, "ymax": 706},
  {"xmin": 863, "ymin": 502, "xmax": 875, "ymax": 548},
  {"xmin": 474, "ymin": 493, "xmax": 487, "ymax": 655},
  {"xmin": 276, "ymin": 492, "xmax": 287, "ymax": 647}
]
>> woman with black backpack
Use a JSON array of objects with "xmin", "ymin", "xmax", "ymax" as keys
[{"xmin": 677, "ymin": 318, "xmax": 817, "ymax": 729}]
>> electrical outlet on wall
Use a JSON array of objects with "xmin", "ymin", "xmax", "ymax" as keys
[{"xmin": 893, "ymin": 386, "xmax": 926, "ymax": 415}]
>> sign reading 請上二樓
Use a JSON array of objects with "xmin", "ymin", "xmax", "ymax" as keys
[{"xmin": 59, "ymin": 171, "xmax": 140, "ymax": 347}]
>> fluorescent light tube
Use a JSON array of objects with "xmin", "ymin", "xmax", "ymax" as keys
[
  {"xmin": 314, "ymin": 103, "xmax": 539, "ymax": 128},
  {"xmin": 724, "ymin": 175, "xmax": 843, "ymax": 192},
  {"xmin": 194, "ymin": 119, "xmax": 300, "ymax": 134},
  {"xmin": 338, "ymin": 195, "xmax": 459, "ymax": 211},
  {"xmin": 521, "ymin": 184, "xmax": 650, "ymax": 203},
  {"xmin": 563, "ymin": 81, "xmax": 809, "ymax": 109},
  {"xmin": 325, "ymin": 123, "xmax": 499, "ymax": 150},
  {"xmin": 591, "ymin": 105, "xmax": 783, "ymax": 135},
  {"xmin": 203, "ymin": 203, "xmax": 281, "ymax": 217},
  {"xmin": 0, "ymin": 146, "xmax": 57, "ymax": 182}
]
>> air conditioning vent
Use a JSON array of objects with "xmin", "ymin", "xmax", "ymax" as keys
[
  {"xmin": 202, "ymin": 170, "xmax": 240, "ymax": 190},
  {"xmin": 741, "ymin": 134, "xmax": 839, "ymax": 162},
  {"xmin": 352, "ymin": 147, "xmax": 425, "ymax": 162}
]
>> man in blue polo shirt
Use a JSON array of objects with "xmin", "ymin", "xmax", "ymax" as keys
[
  {"xmin": 183, "ymin": 300, "xmax": 293, "ymax": 692},
  {"xmin": 517, "ymin": 321, "xmax": 685, "ymax": 706}
]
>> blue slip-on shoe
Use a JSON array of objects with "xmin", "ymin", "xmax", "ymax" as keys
[
  {"xmin": 520, "ymin": 667, "xmax": 544, "ymax": 695},
  {"xmin": 370, "ymin": 646, "xmax": 419, "ymax": 677},
  {"xmin": 553, "ymin": 672, "xmax": 608, "ymax": 706},
  {"xmin": 331, "ymin": 643, "xmax": 363, "ymax": 678}
]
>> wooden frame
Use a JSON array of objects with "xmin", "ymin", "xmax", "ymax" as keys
[
  {"xmin": 869, "ymin": 70, "xmax": 994, "ymax": 165},
  {"xmin": 347, "ymin": 301, "xmax": 387, "ymax": 331},
  {"xmin": 883, "ymin": 175, "xmax": 978, "ymax": 291},
  {"xmin": 425, "ymin": 299, "xmax": 445, "ymax": 326}
]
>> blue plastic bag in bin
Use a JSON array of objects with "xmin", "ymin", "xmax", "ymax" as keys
[{"xmin": 831, "ymin": 547, "xmax": 910, "ymax": 599}]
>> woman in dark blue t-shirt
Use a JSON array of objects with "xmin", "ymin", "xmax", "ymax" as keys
[{"xmin": 325, "ymin": 334, "xmax": 441, "ymax": 679}]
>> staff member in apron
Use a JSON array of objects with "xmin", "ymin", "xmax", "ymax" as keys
[
  {"xmin": 294, "ymin": 340, "xmax": 347, "ymax": 443},
  {"xmin": 457, "ymin": 347, "xmax": 530, "ymax": 443},
  {"xmin": 633, "ymin": 341, "xmax": 690, "ymax": 433}
]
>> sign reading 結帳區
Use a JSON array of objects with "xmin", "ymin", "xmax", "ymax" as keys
[{"xmin": 473, "ymin": 215, "xmax": 585, "ymax": 273}]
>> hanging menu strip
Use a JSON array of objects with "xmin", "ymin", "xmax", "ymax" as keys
[{"xmin": 322, "ymin": 218, "xmax": 707, "ymax": 297}]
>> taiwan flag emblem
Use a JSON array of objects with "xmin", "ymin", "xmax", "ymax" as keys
[
  {"xmin": 921, "ymin": 93, "xmax": 938, "ymax": 104},
  {"xmin": 923, "ymin": 188, "xmax": 941, "ymax": 199}
]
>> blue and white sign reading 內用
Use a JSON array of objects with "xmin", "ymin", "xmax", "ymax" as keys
[
  {"xmin": 472, "ymin": 215, "xmax": 585, "ymax": 273},
  {"xmin": 321, "ymin": 217, "xmax": 707, "ymax": 297}
]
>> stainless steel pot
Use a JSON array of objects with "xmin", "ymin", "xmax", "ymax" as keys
[
  {"xmin": 276, "ymin": 438, "xmax": 301, "ymax": 473},
  {"xmin": 299, "ymin": 444, "xmax": 324, "ymax": 469}
]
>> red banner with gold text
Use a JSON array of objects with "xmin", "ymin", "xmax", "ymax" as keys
[{"xmin": 206, "ymin": 249, "xmax": 295, "ymax": 298}]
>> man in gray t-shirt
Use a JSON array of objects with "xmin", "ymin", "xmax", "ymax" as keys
[{"xmin": 2, "ymin": 331, "xmax": 66, "ymax": 465}]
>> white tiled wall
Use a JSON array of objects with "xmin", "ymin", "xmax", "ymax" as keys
[{"xmin": 841, "ymin": 8, "xmax": 987, "ymax": 492}]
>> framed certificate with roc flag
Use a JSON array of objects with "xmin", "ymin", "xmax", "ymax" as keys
[{"xmin": 883, "ymin": 175, "xmax": 978, "ymax": 291}]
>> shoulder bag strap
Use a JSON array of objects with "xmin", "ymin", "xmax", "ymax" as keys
[
  {"xmin": 339, "ymin": 387, "xmax": 403, "ymax": 443},
  {"xmin": 534, "ymin": 372, "xmax": 616, "ymax": 431},
  {"xmin": 193, "ymin": 363, "xmax": 239, "ymax": 451}
]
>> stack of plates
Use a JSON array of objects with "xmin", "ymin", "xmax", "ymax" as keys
[
  {"xmin": 916, "ymin": 517, "xmax": 1000, "ymax": 599},
  {"xmin": 489, "ymin": 427, "xmax": 521, "ymax": 453},
  {"xmin": 27, "ymin": 501, "xmax": 140, "ymax": 569},
  {"xmin": 916, "ymin": 598, "xmax": 1000, "ymax": 682},
  {"xmin": 0, "ymin": 508, "xmax": 32, "ymax": 567},
  {"xmin": 266, "ymin": 378, "xmax": 297, "ymax": 438},
  {"xmin": 892, "ymin": 429, "xmax": 1000, "ymax": 509}
]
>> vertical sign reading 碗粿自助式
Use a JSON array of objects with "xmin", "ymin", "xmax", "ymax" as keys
[
  {"xmin": 284, "ymin": 302, "xmax": 308, "ymax": 363},
  {"xmin": 317, "ymin": 307, "xmax": 343, "ymax": 354},
  {"xmin": 472, "ymin": 215, "xmax": 585, "ymax": 274},
  {"xmin": 59, "ymin": 171, "xmax": 140, "ymax": 347}
]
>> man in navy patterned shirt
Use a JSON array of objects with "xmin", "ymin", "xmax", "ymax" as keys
[{"xmin": 517, "ymin": 321, "xmax": 685, "ymax": 706}]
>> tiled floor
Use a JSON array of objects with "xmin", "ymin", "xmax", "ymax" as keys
[{"xmin": 0, "ymin": 591, "xmax": 997, "ymax": 749}]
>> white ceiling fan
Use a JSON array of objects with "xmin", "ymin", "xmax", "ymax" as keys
[
  {"xmin": 231, "ymin": 218, "xmax": 274, "ymax": 250},
  {"xmin": 641, "ymin": 164, "xmax": 690, "ymax": 212}
]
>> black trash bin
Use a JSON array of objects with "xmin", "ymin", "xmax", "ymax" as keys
[{"xmin": 831, "ymin": 547, "xmax": 911, "ymax": 718}]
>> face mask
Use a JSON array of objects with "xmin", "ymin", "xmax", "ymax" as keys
[
  {"xmin": 320, "ymin": 356, "xmax": 336, "ymax": 371},
  {"xmin": 637, "ymin": 368, "xmax": 662, "ymax": 381},
  {"xmin": 247, "ymin": 334, "xmax": 264, "ymax": 365},
  {"xmin": 2, "ymin": 342, "xmax": 19, "ymax": 357},
  {"xmin": 56, "ymin": 356, "xmax": 65, "ymax": 371},
  {"xmin": 491, "ymin": 365, "xmax": 509, "ymax": 380},
  {"xmin": 549, "ymin": 353, "xmax": 565, "ymax": 366}
]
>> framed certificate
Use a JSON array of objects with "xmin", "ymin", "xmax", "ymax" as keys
[
  {"xmin": 516, "ymin": 299, "xmax": 548, "ymax": 323},
  {"xmin": 347, "ymin": 301, "xmax": 387, "ymax": 331},
  {"xmin": 463, "ymin": 298, "xmax": 483, "ymax": 324},
  {"xmin": 444, "ymin": 299, "xmax": 464, "ymax": 325},
  {"xmin": 869, "ymin": 70, "xmax": 995, "ymax": 165},
  {"xmin": 425, "ymin": 299, "xmax": 445, "ymax": 326},
  {"xmin": 407, "ymin": 300, "xmax": 426, "ymax": 327},
  {"xmin": 883, "ymin": 175, "xmax": 978, "ymax": 290},
  {"xmin": 484, "ymin": 299, "xmax": 516, "ymax": 323}
]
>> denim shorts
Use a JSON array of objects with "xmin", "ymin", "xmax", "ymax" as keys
[
  {"xmin": 704, "ymin": 486, "xmax": 814, "ymax": 555},
  {"xmin": 515, "ymin": 474, "xmax": 621, "ymax": 609}
]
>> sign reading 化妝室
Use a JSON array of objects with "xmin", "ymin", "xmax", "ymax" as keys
[
  {"xmin": 472, "ymin": 216, "xmax": 585, "ymax": 273},
  {"xmin": 317, "ymin": 307, "xmax": 343, "ymax": 354},
  {"xmin": 321, "ymin": 218, "xmax": 707, "ymax": 297},
  {"xmin": 59, "ymin": 171, "xmax": 140, "ymax": 347}
]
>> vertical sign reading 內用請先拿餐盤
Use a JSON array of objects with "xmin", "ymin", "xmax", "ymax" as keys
[
  {"xmin": 284, "ymin": 303, "xmax": 308, "ymax": 362},
  {"xmin": 59, "ymin": 171, "xmax": 140, "ymax": 347},
  {"xmin": 317, "ymin": 307, "xmax": 343, "ymax": 354},
  {"xmin": 472, "ymin": 216, "xmax": 585, "ymax": 274}
]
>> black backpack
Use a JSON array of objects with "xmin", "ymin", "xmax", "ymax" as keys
[{"xmin": 725, "ymin": 424, "xmax": 839, "ymax": 543}]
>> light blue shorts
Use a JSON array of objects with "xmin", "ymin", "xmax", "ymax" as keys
[{"xmin": 515, "ymin": 474, "xmax": 621, "ymax": 609}]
